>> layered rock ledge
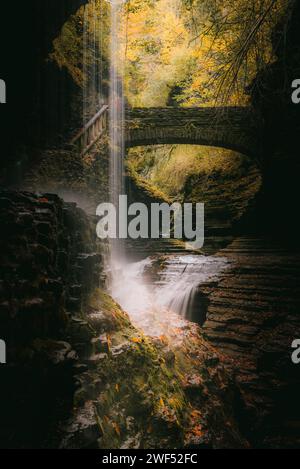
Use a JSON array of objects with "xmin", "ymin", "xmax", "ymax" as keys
[{"xmin": 202, "ymin": 237, "xmax": 300, "ymax": 448}]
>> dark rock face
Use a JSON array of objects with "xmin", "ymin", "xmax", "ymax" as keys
[
  {"xmin": 0, "ymin": 1, "xmax": 87, "ymax": 184},
  {"xmin": 249, "ymin": 0, "xmax": 300, "ymax": 236},
  {"xmin": 183, "ymin": 156, "xmax": 262, "ymax": 236},
  {"xmin": 202, "ymin": 237, "xmax": 300, "ymax": 448},
  {"xmin": 0, "ymin": 191, "xmax": 103, "ymax": 448}
]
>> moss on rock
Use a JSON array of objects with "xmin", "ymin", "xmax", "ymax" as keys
[{"xmin": 62, "ymin": 288, "xmax": 248, "ymax": 449}]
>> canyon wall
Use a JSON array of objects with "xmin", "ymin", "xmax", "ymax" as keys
[{"xmin": 0, "ymin": 191, "xmax": 103, "ymax": 447}]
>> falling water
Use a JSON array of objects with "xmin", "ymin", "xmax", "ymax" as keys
[
  {"xmin": 154, "ymin": 255, "xmax": 230, "ymax": 322},
  {"xmin": 109, "ymin": 0, "xmax": 126, "ymax": 264},
  {"xmin": 82, "ymin": 1, "xmax": 126, "ymax": 283},
  {"xmin": 83, "ymin": 2, "xmax": 105, "ymax": 124},
  {"xmin": 105, "ymin": 2, "xmax": 229, "ymax": 334},
  {"xmin": 112, "ymin": 254, "xmax": 230, "ymax": 336}
]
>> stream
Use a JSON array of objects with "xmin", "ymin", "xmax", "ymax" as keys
[{"xmin": 110, "ymin": 252, "xmax": 230, "ymax": 337}]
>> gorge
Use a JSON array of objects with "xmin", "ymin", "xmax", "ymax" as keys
[{"xmin": 0, "ymin": 0, "xmax": 300, "ymax": 450}]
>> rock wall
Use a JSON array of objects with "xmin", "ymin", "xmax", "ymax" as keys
[
  {"xmin": 249, "ymin": 0, "xmax": 300, "ymax": 236},
  {"xmin": 202, "ymin": 237, "xmax": 300, "ymax": 448},
  {"xmin": 0, "ymin": 191, "xmax": 103, "ymax": 448},
  {"xmin": 0, "ymin": 1, "xmax": 87, "ymax": 184}
]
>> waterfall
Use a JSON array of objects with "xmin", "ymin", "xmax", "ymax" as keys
[
  {"xmin": 83, "ymin": 2, "xmax": 104, "ymax": 125},
  {"xmin": 82, "ymin": 0, "xmax": 126, "ymax": 273},
  {"xmin": 112, "ymin": 254, "xmax": 230, "ymax": 336},
  {"xmin": 101, "ymin": 2, "xmax": 231, "ymax": 335},
  {"xmin": 109, "ymin": 0, "xmax": 126, "ymax": 264}
]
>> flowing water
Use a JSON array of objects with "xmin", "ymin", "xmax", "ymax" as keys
[
  {"xmin": 109, "ymin": 0, "xmax": 126, "ymax": 264},
  {"xmin": 83, "ymin": 3, "xmax": 106, "ymax": 124},
  {"xmin": 112, "ymin": 254, "xmax": 230, "ymax": 336}
]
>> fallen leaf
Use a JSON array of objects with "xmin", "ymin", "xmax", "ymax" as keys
[
  {"xmin": 192, "ymin": 425, "xmax": 203, "ymax": 437},
  {"xmin": 159, "ymin": 335, "xmax": 169, "ymax": 345},
  {"xmin": 112, "ymin": 422, "xmax": 121, "ymax": 436},
  {"xmin": 107, "ymin": 334, "xmax": 112, "ymax": 351},
  {"xmin": 131, "ymin": 337, "xmax": 142, "ymax": 344}
]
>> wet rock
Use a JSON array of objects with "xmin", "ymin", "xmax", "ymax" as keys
[
  {"xmin": 60, "ymin": 402, "xmax": 102, "ymax": 449},
  {"xmin": 111, "ymin": 342, "xmax": 131, "ymax": 357},
  {"xmin": 30, "ymin": 339, "xmax": 77, "ymax": 366},
  {"xmin": 182, "ymin": 374, "xmax": 205, "ymax": 396},
  {"xmin": 0, "ymin": 190, "xmax": 103, "ymax": 448},
  {"xmin": 91, "ymin": 334, "xmax": 110, "ymax": 354},
  {"xmin": 202, "ymin": 237, "xmax": 300, "ymax": 448}
]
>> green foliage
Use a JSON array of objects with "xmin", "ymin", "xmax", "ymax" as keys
[
  {"xmin": 50, "ymin": 0, "xmax": 289, "ymax": 107},
  {"xmin": 123, "ymin": 0, "xmax": 289, "ymax": 106},
  {"xmin": 128, "ymin": 144, "xmax": 255, "ymax": 199},
  {"xmin": 50, "ymin": 1, "xmax": 110, "ymax": 89}
]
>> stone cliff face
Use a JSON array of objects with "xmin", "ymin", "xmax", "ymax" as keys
[
  {"xmin": 0, "ymin": 1, "xmax": 87, "ymax": 184},
  {"xmin": 0, "ymin": 191, "xmax": 102, "ymax": 448},
  {"xmin": 202, "ymin": 237, "xmax": 300, "ymax": 448},
  {"xmin": 249, "ymin": 0, "xmax": 300, "ymax": 236}
]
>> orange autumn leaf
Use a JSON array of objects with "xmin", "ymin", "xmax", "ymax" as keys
[
  {"xmin": 112, "ymin": 422, "xmax": 121, "ymax": 436},
  {"xmin": 191, "ymin": 410, "xmax": 201, "ymax": 419},
  {"xmin": 192, "ymin": 425, "xmax": 203, "ymax": 437},
  {"xmin": 107, "ymin": 334, "xmax": 112, "ymax": 351},
  {"xmin": 159, "ymin": 335, "xmax": 168, "ymax": 344},
  {"xmin": 131, "ymin": 337, "xmax": 142, "ymax": 344}
]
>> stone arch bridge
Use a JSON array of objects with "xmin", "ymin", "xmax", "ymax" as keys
[{"xmin": 72, "ymin": 106, "xmax": 261, "ymax": 159}]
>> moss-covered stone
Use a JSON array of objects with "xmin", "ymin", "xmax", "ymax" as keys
[{"xmin": 62, "ymin": 288, "xmax": 247, "ymax": 449}]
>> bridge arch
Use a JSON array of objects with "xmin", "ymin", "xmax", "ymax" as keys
[
  {"xmin": 125, "ymin": 107, "xmax": 261, "ymax": 159},
  {"xmin": 71, "ymin": 105, "xmax": 262, "ymax": 160}
]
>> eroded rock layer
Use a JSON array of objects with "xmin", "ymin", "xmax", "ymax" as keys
[
  {"xmin": 202, "ymin": 237, "xmax": 300, "ymax": 448},
  {"xmin": 0, "ymin": 191, "xmax": 102, "ymax": 448}
]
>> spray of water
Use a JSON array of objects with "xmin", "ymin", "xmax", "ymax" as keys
[{"xmin": 112, "ymin": 255, "xmax": 230, "ymax": 336}]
